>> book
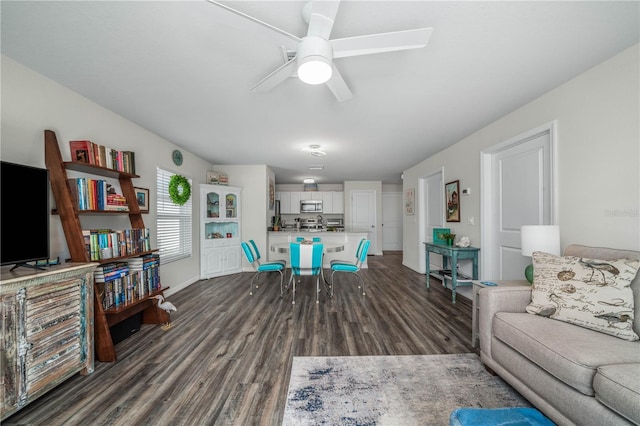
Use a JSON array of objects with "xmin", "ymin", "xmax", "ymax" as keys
[{"xmin": 69, "ymin": 140, "xmax": 94, "ymax": 164}]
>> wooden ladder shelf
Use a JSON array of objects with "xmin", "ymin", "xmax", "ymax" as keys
[{"xmin": 45, "ymin": 129, "xmax": 168, "ymax": 362}]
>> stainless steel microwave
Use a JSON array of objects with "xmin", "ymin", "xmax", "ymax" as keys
[{"xmin": 300, "ymin": 200, "xmax": 323, "ymax": 213}]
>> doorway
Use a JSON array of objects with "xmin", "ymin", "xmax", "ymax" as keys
[
  {"xmin": 480, "ymin": 122, "xmax": 557, "ymax": 279},
  {"xmin": 382, "ymin": 192, "xmax": 402, "ymax": 251},
  {"xmin": 351, "ymin": 190, "xmax": 377, "ymax": 254},
  {"xmin": 417, "ymin": 168, "xmax": 444, "ymax": 274}
]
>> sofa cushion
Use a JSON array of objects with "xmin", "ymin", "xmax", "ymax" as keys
[
  {"xmin": 593, "ymin": 364, "xmax": 640, "ymax": 425},
  {"xmin": 526, "ymin": 251, "xmax": 640, "ymax": 341},
  {"xmin": 493, "ymin": 312, "xmax": 640, "ymax": 396},
  {"xmin": 563, "ymin": 244, "xmax": 640, "ymax": 337}
]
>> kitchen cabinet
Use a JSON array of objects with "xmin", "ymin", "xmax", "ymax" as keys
[
  {"xmin": 200, "ymin": 184, "xmax": 242, "ymax": 279},
  {"xmin": 299, "ymin": 191, "xmax": 315, "ymax": 200},
  {"xmin": 333, "ymin": 192, "xmax": 344, "ymax": 213},
  {"xmin": 276, "ymin": 192, "xmax": 291, "ymax": 214},
  {"xmin": 276, "ymin": 191, "xmax": 343, "ymax": 214},
  {"xmin": 289, "ymin": 192, "xmax": 302, "ymax": 213},
  {"xmin": 322, "ymin": 192, "xmax": 333, "ymax": 213},
  {"xmin": 276, "ymin": 191, "xmax": 297, "ymax": 214},
  {"xmin": 320, "ymin": 191, "xmax": 344, "ymax": 214}
]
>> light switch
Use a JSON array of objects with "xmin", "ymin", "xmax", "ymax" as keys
[{"xmin": 468, "ymin": 216, "xmax": 475, "ymax": 225}]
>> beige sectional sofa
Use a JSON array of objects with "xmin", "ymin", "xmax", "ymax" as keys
[{"xmin": 479, "ymin": 244, "xmax": 640, "ymax": 425}]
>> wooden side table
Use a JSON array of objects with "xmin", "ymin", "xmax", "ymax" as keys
[
  {"xmin": 471, "ymin": 280, "xmax": 529, "ymax": 347},
  {"xmin": 423, "ymin": 242, "xmax": 480, "ymax": 303}
]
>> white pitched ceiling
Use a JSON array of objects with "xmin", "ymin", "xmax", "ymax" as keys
[{"xmin": 2, "ymin": 1, "xmax": 638, "ymax": 184}]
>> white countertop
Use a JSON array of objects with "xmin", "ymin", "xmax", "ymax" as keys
[{"xmin": 268, "ymin": 230, "xmax": 369, "ymax": 234}]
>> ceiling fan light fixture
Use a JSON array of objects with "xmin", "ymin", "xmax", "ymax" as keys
[
  {"xmin": 297, "ymin": 36, "xmax": 333, "ymax": 85},
  {"xmin": 298, "ymin": 57, "xmax": 332, "ymax": 85}
]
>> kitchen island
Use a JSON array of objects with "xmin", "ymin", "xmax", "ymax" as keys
[{"xmin": 267, "ymin": 231, "xmax": 369, "ymax": 268}]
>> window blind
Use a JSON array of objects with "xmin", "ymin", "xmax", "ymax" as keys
[{"xmin": 156, "ymin": 167, "xmax": 192, "ymax": 264}]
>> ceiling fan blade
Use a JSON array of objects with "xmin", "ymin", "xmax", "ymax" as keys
[
  {"xmin": 207, "ymin": 1, "xmax": 301, "ymax": 50},
  {"xmin": 331, "ymin": 28, "xmax": 433, "ymax": 59},
  {"xmin": 249, "ymin": 58, "xmax": 298, "ymax": 93},
  {"xmin": 307, "ymin": 1, "xmax": 341, "ymax": 39},
  {"xmin": 325, "ymin": 64, "xmax": 353, "ymax": 102}
]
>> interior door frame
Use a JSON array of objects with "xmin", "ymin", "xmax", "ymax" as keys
[
  {"xmin": 480, "ymin": 121, "xmax": 558, "ymax": 279},
  {"xmin": 418, "ymin": 167, "xmax": 445, "ymax": 274},
  {"xmin": 382, "ymin": 191, "xmax": 402, "ymax": 251}
]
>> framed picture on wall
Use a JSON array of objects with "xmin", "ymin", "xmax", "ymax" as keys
[
  {"xmin": 268, "ymin": 177, "xmax": 275, "ymax": 210},
  {"xmin": 445, "ymin": 180, "xmax": 460, "ymax": 222},
  {"xmin": 405, "ymin": 187, "xmax": 415, "ymax": 215},
  {"xmin": 134, "ymin": 187, "xmax": 150, "ymax": 213}
]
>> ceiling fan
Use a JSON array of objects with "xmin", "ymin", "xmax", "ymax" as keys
[{"xmin": 207, "ymin": 0, "xmax": 433, "ymax": 102}]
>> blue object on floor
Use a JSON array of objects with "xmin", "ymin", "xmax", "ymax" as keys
[{"xmin": 449, "ymin": 407, "xmax": 555, "ymax": 426}]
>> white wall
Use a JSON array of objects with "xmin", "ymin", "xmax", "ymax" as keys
[
  {"xmin": 212, "ymin": 164, "xmax": 272, "ymax": 270},
  {"xmin": 1, "ymin": 55, "xmax": 214, "ymax": 296},
  {"xmin": 402, "ymin": 44, "xmax": 640, "ymax": 273}
]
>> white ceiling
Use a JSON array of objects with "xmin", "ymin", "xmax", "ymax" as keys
[{"xmin": 2, "ymin": 1, "xmax": 638, "ymax": 184}]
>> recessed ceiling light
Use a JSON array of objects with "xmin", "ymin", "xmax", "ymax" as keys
[
  {"xmin": 308, "ymin": 165, "xmax": 324, "ymax": 170},
  {"xmin": 303, "ymin": 178, "xmax": 315, "ymax": 184}
]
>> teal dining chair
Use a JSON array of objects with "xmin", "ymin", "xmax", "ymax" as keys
[
  {"xmin": 331, "ymin": 238, "xmax": 365, "ymax": 267},
  {"xmin": 249, "ymin": 239, "xmax": 286, "ymax": 268},
  {"xmin": 241, "ymin": 241, "xmax": 285, "ymax": 297},
  {"xmin": 329, "ymin": 239, "xmax": 370, "ymax": 297},
  {"xmin": 295, "ymin": 237, "xmax": 321, "ymax": 242},
  {"xmin": 288, "ymin": 242, "xmax": 324, "ymax": 304}
]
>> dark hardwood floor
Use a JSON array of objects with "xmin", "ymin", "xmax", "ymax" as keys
[{"xmin": 4, "ymin": 252, "xmax": 475, "ymax": 425}]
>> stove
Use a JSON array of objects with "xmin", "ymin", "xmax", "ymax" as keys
[{"xmin": 300, "ymin": 218, "xmax": 324, "ymax": 231}]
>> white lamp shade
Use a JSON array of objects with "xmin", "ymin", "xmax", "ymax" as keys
[{"xmin": 521, "ymin": 225, "xmax": 560, "ymax": 257}]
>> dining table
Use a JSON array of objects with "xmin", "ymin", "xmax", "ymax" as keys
[
  {"xmin": 270, "ymin": 241, "xmax": 345, "ymax": 288},
  {"xmin": 269, "ymin": 241, "xmax": 345, "ymax": 254}
]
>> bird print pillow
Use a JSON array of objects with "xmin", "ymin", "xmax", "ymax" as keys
[{"xmin": 526, "ymin": 251, "xmax": 640, "ymax": 341}]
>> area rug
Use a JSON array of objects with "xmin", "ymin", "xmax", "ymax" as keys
[{"xmin": 282, "ymin": 353, "xmax": 532, "ymax": 425}]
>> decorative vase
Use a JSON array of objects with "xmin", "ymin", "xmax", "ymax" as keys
[{"xmin": 447, "ymin": 238, "xmax": 454, "ymax": 246}]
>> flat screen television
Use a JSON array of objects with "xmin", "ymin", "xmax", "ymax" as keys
[{"xmin": 1, "ymin": 161, "xmax": 50, "ymax": 270}]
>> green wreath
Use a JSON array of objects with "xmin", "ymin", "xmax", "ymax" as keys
[{"xmin": 168, "ymin": 175, "xmax": 191, "ymax": 206}]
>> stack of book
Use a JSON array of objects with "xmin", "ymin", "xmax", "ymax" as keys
[
  {"xmin": 69, "ymin": 140, "xmax": 135, "ymax": 174},
  {"xmin": 128, "ymin": 254, "xmax": 161, "ymax": 296},
  {"xmin": 94, "ymin": 262, "xmax": 130, "ymax": 309},
  {"xmin": 94, "ymin": 254, "xmax": 161, "ymax": 310},
  {"xmin": 105, "ymin": 193, "xmax": 128, "ymax": 211},
  {"xmin": 67, "ymin": 178, "xmax": 128, "ymax": 211},
  {"xmin": 82, "ymin": 228, "xmax": 151, "ymax": 261}
]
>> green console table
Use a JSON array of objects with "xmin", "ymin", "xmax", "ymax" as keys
[{"xmin": 423, "ymin": 242, "xmax": 480, "ymax": 303}]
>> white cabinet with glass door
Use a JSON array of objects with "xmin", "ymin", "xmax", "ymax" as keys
[{"xmin": 200, "ymin": 184, "xmax": 242, "ymax": 279}]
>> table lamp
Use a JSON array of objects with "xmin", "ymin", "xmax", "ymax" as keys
[{"xmin": 520, "ymin": 225, "xmax": 560, "ymax": 284}]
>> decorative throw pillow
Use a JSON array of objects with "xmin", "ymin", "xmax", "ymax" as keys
[{"xmin": 526, "ymin": 251, "xmax": 640, "ymax": 341}]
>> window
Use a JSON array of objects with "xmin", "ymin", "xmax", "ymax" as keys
[{"xmin": 157, "ymin": 167, "xmax": 192, "ymax": 263}]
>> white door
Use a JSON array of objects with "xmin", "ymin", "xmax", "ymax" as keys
[
  {"xmin": 418, "ymin": 170, "xmax": 444, "ymax": 273},
  {"xmin": 382, "ymin": 192, "xmax": 402, "ymax": 251},
  {"xmin": 351, "ymin": 190, "xmax": 377, "ymax": 254},
  {"xmin": 481, "ymin": 123, "xmax": 556, "ymax": 280}
]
